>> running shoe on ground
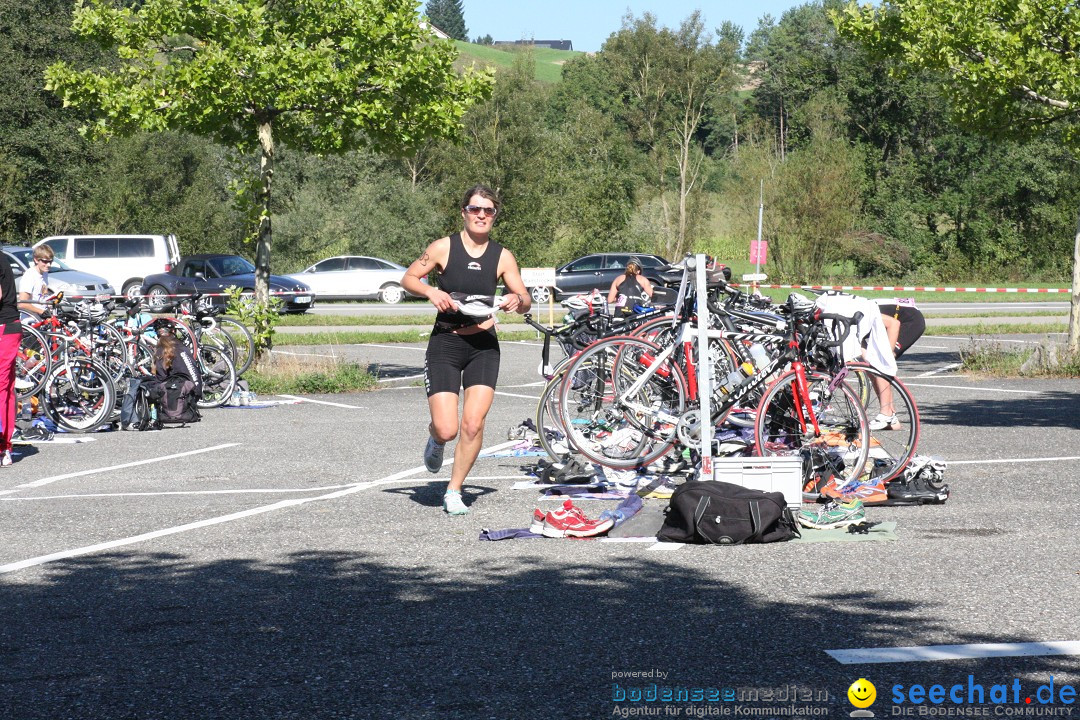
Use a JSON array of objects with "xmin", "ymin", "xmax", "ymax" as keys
[
  {"xmin": 869, "ymin": 413, "xmax": 901, "ymax": 431},
  {"xmin": 424, "ymin": 436, "xmax": 445, "ymax": 473},
  {"xmin": 798, "ymin": 499, "xmax": 865, "ymax": 529},
  {"xmin": 14, "ymin": 377, "xmax": 32, "ymax": 391},
  {"xmin": 1, "ymin": 450, "xmax": 11, "ymax": 467},
  {"xmin": 542, "ymin": 499, "xmax": 614, "ymax": 538},
  {"xmin": 443, "ymin": 489, "xmax": 468, "ymax": 515},
  {"xmin": 529, "ymin": 508, "xmax": 546, "ymax": 533},
  {"xmin": 821, "ymin": 477, "xmax": 888, "ymax": 505},
  {"xmin": 885, "ymin": 476, "xmax": 950, "ymax": 505}
]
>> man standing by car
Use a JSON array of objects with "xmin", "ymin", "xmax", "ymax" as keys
[{"xmin": 17, "ymin": 245, "xmax": 53, "ymax": 316}]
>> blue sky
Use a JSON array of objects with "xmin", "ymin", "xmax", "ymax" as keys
[{"xmin": 461, "ymin": 1, "xmax": 811, "ymax": 53}]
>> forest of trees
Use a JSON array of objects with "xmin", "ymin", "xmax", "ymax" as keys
[{"xmin": 1, "ymin": 0, "xmax": 1077, "ymax": 284}]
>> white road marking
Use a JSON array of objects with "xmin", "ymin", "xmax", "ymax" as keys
[
  {"xmin": 916, "ymin": 363, "xmax": 961, "ymax": 377},
  {"xmin": 377, "ymin": 373, "xmax": 424, "ymax": 383},
  {"xmin": 1, "ymin": 485, "xmax": 359, "ymax": 501},
  {"xmin": 276, "ymin": 394, "xmax": 365, "ymax": 408},
  {"xmin": 0, "ymin": 439, "xmax": 519, "ymax": 575},
  {"xmin": 363, "ymin": 343, "xmax": 425, "ymax": 352},
  {"xmin": 494, "ymin": 391, "xmax": 541, "ymax": 400},
  {"xmin": 648, "ymin": 542, "xmax": 684, "ymax": 552},
  {"xmin": 270, "ymin": 349, "xmax": 338, "ymax": 358},
  {"xmin": 0, "ymin": 444, "xmax": 240, "ymax": 496},
  {"xmin": 500, "ymin": 381, "xmax": 547, "ymax": 388},
  {"xmin": 903, "ymin": 382, "xmax": 1040, "ymax": 394},
  {"xmin": 827, "ymin": 641, "xmax": 1080, "ymax": 665},
  {"xmin": 948, "ymin": 456, "xmax": 1080, "ymax": 466}
]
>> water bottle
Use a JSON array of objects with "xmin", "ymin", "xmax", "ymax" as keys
[
  {"xmin": 719, "ymin": 362, "xmax": 754, "ymax": 394},
  {"xmin": 598, "ymin": 508, "xmax": 627, "ymax": 526},
  {"xmin": 748, "ymin": 342, "xmax": 770, "ymax": 370}
]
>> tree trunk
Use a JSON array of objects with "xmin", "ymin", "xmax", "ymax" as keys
[
  {"xmin": 1069, "ymin": 205, "xmax": 1080, "ymax": 353},
  {"xmin": 255, "ymin": 119, "xmax": 274, "ymax": 353}
]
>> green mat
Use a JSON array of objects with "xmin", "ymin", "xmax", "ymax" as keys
[{"xmin": 791, "ymin": 521, "xmax": 898, "ymax": 543}]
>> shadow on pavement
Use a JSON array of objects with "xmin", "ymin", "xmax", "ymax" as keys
[
  {"xmin": 1, "ymin": 551, "xmax": 1075, "ymax": 719},
  {"xmin": 920, "ymin": 390, "xmax": 1080, "ymax": 430}
]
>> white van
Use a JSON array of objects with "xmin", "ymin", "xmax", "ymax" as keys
[{"xmin": 34, "ymin": 234, "xmax": 181, "ymax": 299}]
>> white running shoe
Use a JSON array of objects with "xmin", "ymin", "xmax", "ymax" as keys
[
  {"xmin": 869, "ymin": 413, "xmax": 900, "ymax": 431},
  {"xmin": 443, "ymin": 490, "xmax": 468, "ymax": 515}
]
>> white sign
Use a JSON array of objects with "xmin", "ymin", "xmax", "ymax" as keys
[
  {"xmin": 742, "ymin": 273, "xmax": 768, "ymax": 282},
  {"xmin": 520, "ymin": 267, "xmax": 556, "ymax": 288}
]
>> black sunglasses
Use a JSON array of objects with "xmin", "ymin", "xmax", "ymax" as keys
[{"xmin": 464, "ymin": 205, "xmax": 498, "ymax": 218}]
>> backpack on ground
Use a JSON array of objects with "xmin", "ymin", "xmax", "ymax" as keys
[
  {"xmin": 657, "ymin": 480, "xmax": 800, "ymax": 545},
  {"xmin": 148, "ymin": 376, "xmax": 202, "ymax": 425}
]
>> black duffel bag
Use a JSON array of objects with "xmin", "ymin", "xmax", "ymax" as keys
[{"xmin": 657, "ymin": 480, "xmax": 800, "ymax": 545}]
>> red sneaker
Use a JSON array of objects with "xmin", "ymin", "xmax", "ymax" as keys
[
  {"xmin": 529, "ymin": 509, "xmax": 546, "ymax": 534},
  {"xmin": 542, "ymin": 499, "xmax": 614, "ymax": 538}
]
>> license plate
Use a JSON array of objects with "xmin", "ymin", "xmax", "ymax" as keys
[{"xmin": 294, "ymin": 295, "xmax": 311, "ymax": 303}]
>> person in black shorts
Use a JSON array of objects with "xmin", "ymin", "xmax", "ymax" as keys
[
  {"xmin": 401, "ymin": 184, "xmax": 531, "ymax": 515},
  {"xmin": 606, "ymin": 259, "xmax": 653, "ymax": 316},
  {"xmin": 869, "ymin": 300, "xmax": 926, "ymax": 429}
]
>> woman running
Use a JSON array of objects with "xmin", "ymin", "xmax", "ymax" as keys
[{"xmin": 401, "ymin": 185, "xmax": 531, "ymax": 515}]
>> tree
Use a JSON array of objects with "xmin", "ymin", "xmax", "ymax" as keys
[
  {"xmin": 425, "ymin": 0, "xmax": 467, "ymax": 42},
  {"xmin": 598, "ymin": 12, "xmax": 741, "ymax": 258},
  {"xmin": 835, "ymin": 0, "xmax": 1080, "ymax": 351},
  {"xmin": 45, "ymin": 0, "xmax": 491, "ymax": 351}
]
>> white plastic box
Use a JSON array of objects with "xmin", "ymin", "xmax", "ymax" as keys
[{"xmin": 712, "ymin": 456, "xmax": 804, "ymax": 511}]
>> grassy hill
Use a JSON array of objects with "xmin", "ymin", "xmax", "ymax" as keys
[{"xmin": 454, "ymin": 41, "xmax": 583, "ymax": 83}]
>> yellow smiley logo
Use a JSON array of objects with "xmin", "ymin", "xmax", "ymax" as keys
[{"xmin": 848, "ymin": 678, "xmax": 876, "ymax": 708}]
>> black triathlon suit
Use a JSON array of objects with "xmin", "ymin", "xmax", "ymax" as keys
[
  {"xmin": 425, "ymin": 233, "xmax": 503, "ymax": 397},
  {"xmin": 877, "ymin": 303, "xmax": 926, "ymax": 358}
]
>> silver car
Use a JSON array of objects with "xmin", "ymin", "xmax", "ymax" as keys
[
  {"xmin": 287, "ymin": 255, "xmax": 426, "ymax": 303},
  {"xmin": 4, "ymin": 246, "xmax": 116, "ymax": 299}
]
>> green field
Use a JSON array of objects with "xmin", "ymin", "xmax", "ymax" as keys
[{"xmin": 454, "ymin": 41, "xmax": 582, "ymax": 83}]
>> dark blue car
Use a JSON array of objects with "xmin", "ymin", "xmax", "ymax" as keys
[{"xmin": 140, "ymin": 254, "xmax": 314, "ymax": 313}]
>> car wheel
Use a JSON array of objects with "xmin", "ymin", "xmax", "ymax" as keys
[
  {"xmin": 530, "ymin": 286, "xmax": 551, "ymax": 304},
  {"xmin": 380, "ymin": 284, "xmax": 405, "ymax": 304},
  {"xmin": 145, "ymin": 285, "xmax": 170, "ymax": 310},
  {"xmin": 123, "ymin": 281, "xmax": 143, "ymax": 300}
]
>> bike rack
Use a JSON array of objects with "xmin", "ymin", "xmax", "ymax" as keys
[{"xmin": 693, "ymin": 254, "xmax": 714, "ymax": 478}]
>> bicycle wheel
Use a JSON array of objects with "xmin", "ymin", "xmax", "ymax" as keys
[
  {"xmin": 558, "ymin": 336, "xmax": 688, "ymax": 470},
  {"xmin": 41, "ymin": 357, "xmax": 116, "ymax": 433},
  {"xmin": 534, "ymin": 359, "xmax": 578, "ymax": 461},
  {"xmin": 198, "ymin": 323, "xmax": 239, "ymax": 370},
  {"xmin": 840, "ymin": 364, "xmax": 920, "ymax": 482},
  {"xmin": 216, "ymin": 317, "xmax": 255, "ymax": 376},
  {"xmin": 754, "ymin": 369, "xmax": 870, "ymax": 485},
  {"xmin": 17, "ymin": 324, "xmax": 52, "ymax": 400},
  {"xmin": 196, "ymin": 344, "xmax": 236, "ymax": 408},
  {"xmin": 90, "ymin": 321, "xmax": 129, "ymax": 386}
]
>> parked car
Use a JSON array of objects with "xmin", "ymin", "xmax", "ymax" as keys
[
  {"xmin": 285, "ymin": 255, "xmax": 426, "ymax": 303},
  {"xmin": 140, "ymin": 254, "xmax": 314, "ymax": 313},
  {"xmin": 34, "ymin": 234, "xmax": 181, "ymax": 300},
  {"xmin": 533, "ymin": 253, "xmax": 675, "ymax": 304},
  {"xmin": 4, "ymin": 245, "xmax": 116, "ymax": 299}
]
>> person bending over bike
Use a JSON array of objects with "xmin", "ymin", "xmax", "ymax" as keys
[
  {"xmin": 870, "ymin": 299, "xmax": 926, "ymax": 430},
  {"xmin": 400, "ymin": 184, "xmax": 531, "ymax": 515}
]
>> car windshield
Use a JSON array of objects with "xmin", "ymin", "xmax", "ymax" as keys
[
  {"xmin": 9, "ymin": 248, "xmax": 73, "ymax": 272},
  {"xmin": 208, "ymin": 256, "xmax": 255, "ymax": 276}
]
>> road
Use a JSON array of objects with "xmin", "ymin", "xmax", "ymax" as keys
[{"xmin": 1, "ymin": 332, "xmax": 1077, "ymax": 719}]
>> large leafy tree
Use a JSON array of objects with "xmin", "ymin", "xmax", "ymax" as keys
[
  {"xmin": 425, "ymin": 0, "xmax": 467, "ymax": 42},
  {"xmin": 45, "ymin": 0, "xmax": 491, "ymax": 346},
  {"xmin": 835, "ymin": 0, "xmax": 1080, "ymax": 351},
  {"xmin": 596, "ymin": 12, "xmax": 741, "ymax": 259}
]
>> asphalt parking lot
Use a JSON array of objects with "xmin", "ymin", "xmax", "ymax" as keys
[{"xmin": 1, "ymin": 331, "xmax": 1078, "ymax": 720}]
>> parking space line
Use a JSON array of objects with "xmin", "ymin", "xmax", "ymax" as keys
[
  {"xmin": 495, "ymin": 391, "xmax": 541, "ymax": 400},
  {"xmin": 377, "ymin": 373, "xmax": 424, "ymax": 383},
  {"xmin": 0, "ymin": 444, "xmax": 240, "ymax": 496},
  {"xmin": 0, "ymin": 439, "xmax": 519, "ymax": 575},
  {"xmin": 827, "ymin": 641, "xmax": 1080, "ymax": 665},
  {"xmin": 949, "ymin": 455, "xmax": 1080, "ymax": 465},
  {"xmin": 276, "ymin": 394, "xmax": 365, "ymax": 408},
  {"xmin": 916, "ymin": 363, "xmax": 961, "ymax": 377},
  {"xmin": 1, "ymin": 485, "xmax": 360, "ymax": 501},
  {"xmin": 904, "ymin": 382, "xmax": 1040, "ymax": 394}
]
